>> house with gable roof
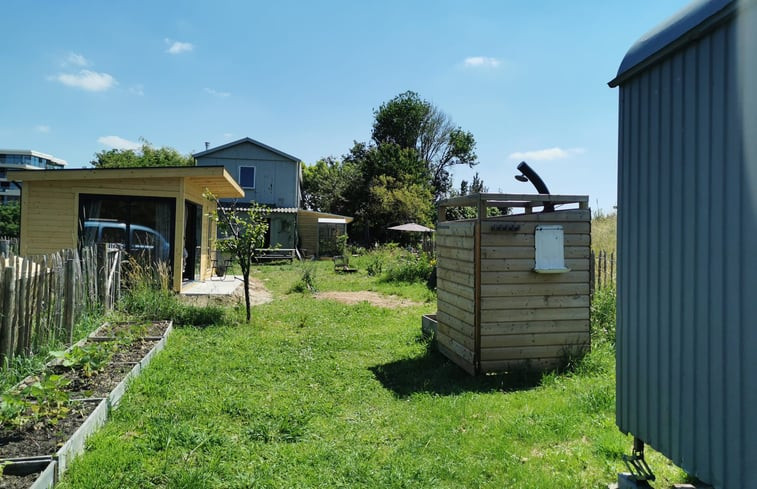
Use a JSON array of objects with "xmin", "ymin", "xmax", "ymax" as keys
[{"xmin": 194, "ymin": 138, "xmax": 352, "ymax": 257}]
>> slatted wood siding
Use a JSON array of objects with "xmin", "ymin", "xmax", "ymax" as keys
[
  {"xmin": 436, "ymin": 193, "xmax": 590, "ymax": 375},
  {"xmin": 478, "ymin": 209, "xmax": 591, "ymax": 372},
  {"xmin": 435, "ymin": 220, "xmax": 476, "ymax": 375}
]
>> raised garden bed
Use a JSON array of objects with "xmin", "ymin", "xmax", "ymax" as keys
[
  {"xmin": 0, "ymin": 457, "xmax": 56, "ymax": 489},
  {"xmin": 0, "ymin": 320, "xmax": 172, "ymax": 487}
]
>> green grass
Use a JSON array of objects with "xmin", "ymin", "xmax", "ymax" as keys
[
  {"xmin": 592, "ymin": 211, "xmax": 617, "ymax": 254},
  {"xmin": 56, "ymin": 260, "xmax": 685, "ymax": 488}
]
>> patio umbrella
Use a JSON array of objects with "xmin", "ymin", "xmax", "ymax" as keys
[{"xmin": 387, "ymin": 223, "xmax": 434, "ymax": 233}]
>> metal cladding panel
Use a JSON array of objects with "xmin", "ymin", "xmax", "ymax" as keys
[{"xmin": 616, "ymin": 10, "xmax": 757, "ymax": 489}]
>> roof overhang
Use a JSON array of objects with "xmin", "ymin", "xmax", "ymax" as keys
[
  {"xmin": 298, "ymin": 209, "xmax": 354, "ymax": 224},
  {"xmin": 193, "ymin": 137, "xmax": 301, "ymax": 163},
  {"xmin": 7, "ymin": 166, "xmax": 244, "ymax": 198},
  {"xmin": 609, "ymin": 0, "xmax": 735, "ymax": 87}
]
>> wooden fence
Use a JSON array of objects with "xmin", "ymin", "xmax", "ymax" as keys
[
  {"xmin": 0, "ymin": 236, "xmax": 18, "ymax": 257},
  {"xmin": 590, "ymin": 250, "xmax": 616, "ymax": 294},
  {"xmin": 0, "ymin": 243, "xmax": 122, "ymax": 365}
]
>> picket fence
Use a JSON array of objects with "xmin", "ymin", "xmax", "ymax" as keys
[
  {"xmin": 590, "ymin": 250, "xmax": 616, "ymax": 294},
  {"xmin": 0, "ymin": 243, "xmax": 122, "ymax": 365}
]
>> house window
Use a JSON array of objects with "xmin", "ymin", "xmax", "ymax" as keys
[{"xmin": 239, "ymin": 166, "xmax": 255, "ymax": 189}]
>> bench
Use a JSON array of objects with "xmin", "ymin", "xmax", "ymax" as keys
[{"xmin": 254, "ymin": 248, "xmax": 297, "ymax": 263}]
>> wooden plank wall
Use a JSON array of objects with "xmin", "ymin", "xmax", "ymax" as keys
[
  {"xmin": 297, "ymin": 212, "xmax": 318, "ymax": 257},
  {"xmin": 478, "ymin": 209, "xmax": 591, "ymax": 372},
  {"xmin": 20, "ymin": 178, "xmax": 181, "ymax": 256},
  {"xmin": 435, "ymin": 220, "xmax": 477, "ymax": 374}
]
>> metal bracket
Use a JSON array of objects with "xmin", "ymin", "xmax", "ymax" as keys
[{"xmin": 622, "ymin": 438, "xmax": 656, "ymax": 482}]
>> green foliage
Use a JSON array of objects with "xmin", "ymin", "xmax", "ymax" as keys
[
  {"xmin": 591, "ymin": 286, "xmax": 617, "ymax": 344},
  {"xmin": 382, "ymin": 251, "xmax": 435, "ymax": 285},
  {"xmin": 372, "ymin": 90, "xmax": 478, "ymax": 201},
  {"xmin": 303, "ymin": 91, "xmax": 477, "ymax": 245},
  {"xmin": 205, "ymin": 194, "xmax": 269, "ymax": 322},
  {"xmin": 301, "ymin": 157, "xmax": 360, "ymax": 214},
  {"xmin": 289, "ymin": 264, "xmax": 318, "ymax": 294},
  {"xmin": 592, "ymin": 210, "xmax": 617, "ymax": 254},
  {"xmin": 0, "ymin": 202, "xmax": 20, "ymax": 237},
  {"xmin": 24, "ymin": 373, "xmax": 72, "ymax": 424},
  {"xmin": 90, "ymin": 139, "xmax": 193, "ymax": 168},
  {"xmin": 55, "ymin": 262, "xmax": 688, "ymax": 488},
  {"xmin": 51, "ymin": 343, "xmax": 114, "ymax": 377},
  {"xmin": 0, "ymin": 393, "xmax": 29, "ymax": 428}
]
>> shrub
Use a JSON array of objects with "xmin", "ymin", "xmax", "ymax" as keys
[
  {"xmin": 290, "ymin": 264, "xmax": 317, "ymax": 293},
  {"xmin": 382, "ymin": 252, "xmax": 434, "ymax": 285}
]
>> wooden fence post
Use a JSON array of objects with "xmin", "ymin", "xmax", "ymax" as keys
[
  {"xmin": 63, "ymin": 257, "xmax": 75, "ymax": 344},
  {"xmin": 1, "ymin": 267, "xmax": 16, "ymax": 363}
]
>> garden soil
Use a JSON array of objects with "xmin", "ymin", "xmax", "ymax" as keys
[{"xmin": 314, "ymin": 291, "xmax": 422, "ymax": 308}]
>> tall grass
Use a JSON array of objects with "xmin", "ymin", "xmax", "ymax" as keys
[
  {"xmin": 118, "ymin": 257, "xmax": 228, "ymax": 327},
  {"xmin": 592, "ymin": 210, "xmax": 617, "ymax": 254}
]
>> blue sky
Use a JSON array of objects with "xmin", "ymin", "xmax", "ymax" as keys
[{"xmin": 1, "ymin": 1, "xmax": 691, "ymax": 212}]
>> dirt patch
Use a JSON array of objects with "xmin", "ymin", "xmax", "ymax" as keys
[
  {"xmin": 180, "ymin": 276, "xmax": 273, "ymax": 307},
  {"xmin": 314, "ymin": 291, "xmax": 422, "ymax": 308}
]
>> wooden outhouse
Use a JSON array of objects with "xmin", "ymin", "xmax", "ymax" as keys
[
  {"xmin": 7, "ymin": 166, "xmax": 243, "ymax": 292},
  {"xmin": 435, "ymin": 193, "xmax": 591, "ymax": 375},
  {"xmin": 609, "ymin": 1, "xmax": 757, "ymax": 487}
]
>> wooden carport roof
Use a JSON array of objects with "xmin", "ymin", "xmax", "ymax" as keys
[{"xmin": 7, "ymin": 166, "xmax": 244, "ymax": 199}]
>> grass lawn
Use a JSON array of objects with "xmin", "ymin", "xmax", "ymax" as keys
[{"xmin": 57, "ymin": 261, "xmax": 686, "ymax": 488}]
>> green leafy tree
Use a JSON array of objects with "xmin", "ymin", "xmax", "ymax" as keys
[
  {"xmin": 301, "ymin": 157, "xmax": 360, "ymax": 214},
  {"xmin": 444, "ymin": 172, "xmax": 507, "ymax": 220},
  {"xmin": 91, "ymin": 139, "xmax": 193, "ymax": 168},
  {"xmin": 205, "ymin": 192, "xmax": 268, "ymax": 322},
  {"xmin": 365, "ymin": 175, "xmax": 434, "ymax": 243},
  {"xmin": 372, "ymin": 91, "xmax": 478, "ymax": 201},
  {"xmin": 0, "ymin": 202, "xmax": 20, "ymax": 237},
  {"xmin": 302, "ymin": 91, "xmax": 477, "ymax": 244}
]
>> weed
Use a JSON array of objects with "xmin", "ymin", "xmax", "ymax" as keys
[
  {"xmin": 382, "ymin": 251, "xmax": 434, "ymax": 284},
  {"xmin": 289, "ymin": 264, "xmax": 317, "ymax": 293},
  {"xmin": 591, "ymin": 286, "xmax": 617, "ymax": 344}
]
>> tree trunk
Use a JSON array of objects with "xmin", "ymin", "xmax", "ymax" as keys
[{"xmin": 241, "ymin": 262, "xmax": 251, "ymax": 322}]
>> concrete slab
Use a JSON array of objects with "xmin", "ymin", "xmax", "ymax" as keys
[
  {"xmin": 180, "ymin": 275, "xmax": 243, "ymax": 296},
  {"xmin": 616, "ymin": 473, "xmax": 652, "ymax": 489}
]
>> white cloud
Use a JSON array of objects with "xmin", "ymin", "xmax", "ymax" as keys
[
  {"xmin": 129, "ymin": 84, "xmax": 144, "ymax": 96},
  {"xmin": 35, "ymin": 125, "xmax": 51, "ymax": 133},
  {"xmin": 97, "ymin": 136, "xmax": 141, "ymax": 150},
  {"xmin": 508, "ymin": 147, "xmax": 586, "ymax": 161},
  {"xmin": 463, "ymin": 56, "xmax": 501, "ymax": 68},
  {"xmin": 65, "ymin": 52, "xmax": 90, "ymax": 67},
  {"xmin": 54, "ymin": 70, "xmax": 116, "ymax": 91},
  {"xmin": 165, "ymin": 39, "xmax": 194, "ymax": 54},
  {"xmin": 223, "ymin": 133, "xmax": 234, "ymax": 140},
  {"xmin": 204, "ymin": 87, "xmax": 230, "ymax": 98}
]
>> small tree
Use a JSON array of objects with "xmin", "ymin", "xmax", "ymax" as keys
[
  {"xmin": 0, "ymin": 202, "xmax": 20, "ymax": 237},
  {"xmin": 205, "ymin": 192, "xmax": 268, "ymax": 322}
]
